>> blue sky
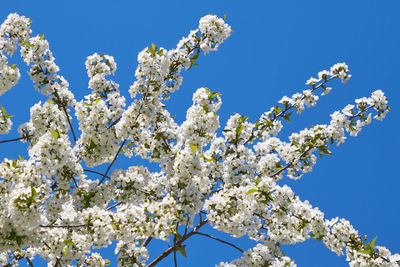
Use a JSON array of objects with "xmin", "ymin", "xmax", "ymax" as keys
[{"xmin": 1, "ymin": 1, "xmax": 400, "ymax": 266}]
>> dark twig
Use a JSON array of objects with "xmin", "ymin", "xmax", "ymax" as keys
[
  {"xmin": 84, "ymin": 169, "xmax": 111, "ymax": 180},
  {"xmin": 147, "ymin": 220, "xmax": 208, "ymax": 267},
  {"xmin": 106, "ymin": 202, "xmax": 123, "ymax": 211},
  {"xmin": 0, "ymin": 136, "xmax": 31, "ymax": 144},
  {"xmin": 244, "ymin": 77, "xmax": 335, "ymax": 146},
  {"xmin": 97, "ymin": 140, "xmax": 126, "ymax": 186},
  {"xmin": 173, "ymin": 227, "xmax": 178, "ymax": 267},
  {"xmin": 143, "ymin": 237, "xmax": 152, "ymax": 247},
  {"xmin": 40, "ymin": 224, "xmax": 86, "ymax": 228},
  {"xmin": 26, "ymin": 257, "xmax": 34, "ymax": 267},
  {"xmin": 194, "ymin": 232, "xmax": 244, "ymax": 253}
]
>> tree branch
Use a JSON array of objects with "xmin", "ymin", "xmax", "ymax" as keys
[
  {"xmin": 84, "ymin": 169, "xmax": 111, "ymax": 180},
  {"xmin": 194, "ymin": 232, "xmax": 244, "ymax": 253},
  {"xmin": 97, "ymin": 140, "xmax": 126, "ymax": 185},
  {"xmin": 143, "ymin": 237, "xmax": 152, "ymax": 247},
  {"xmin": 40, "ymin": 224, "xmax": 86, "ymax": 228},
  {"xmin": 147, "ymin": 219, "xmax": 208, "ymax": 267},
  {"xmin": 244, "ymin": 77, "xmax": 335, "ymax": 145},
  {"xmin": 0, "ymin": 135, "xmax": 31, "ymax": 144}
]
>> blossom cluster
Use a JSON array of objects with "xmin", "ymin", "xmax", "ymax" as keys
[{"xmin": 0, "ymin": 12, "xmax": 397, "ymax": 267}]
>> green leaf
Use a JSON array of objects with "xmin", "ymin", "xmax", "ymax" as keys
[
  {"xmin": 235, "ymin": 124, "xmax": 244, "ymax": 138},
  {"xmin": 191, "ymin": 53, "xmax": 199, "ymax": 60},
  {"xmin": 39, "ymin": 34, "xmax": 44, "ymax": 40},
  {"xmin": 63, "ymin": 239, "xmax": 75, "ymax": 246},
  {"xmin": 0, "ymin": 105, "xmax": 5, "ymax": 116},
  {"xmin": 254, "ymin": 177, "xmax": 260, "ymax": 186},
  {"xmin": 15, "ymin": 235, "xmax": 23, "ymax": 246},
  {"xmin": 318, "ymin": 147, "xmax": 332, "ymax": 158},
  {"xmin": 104, "ymin": 259, "xmax": 111, "ymax": 265},
  {"xmin": 89, "ymin": 140, "xmax": 97, "ymax": 150},
  {"xmin": 21, "ymin": 42, "xmax": 33, "ymax": 47},
  {"xmin": 50, "ymin": 130, "xmax": 59, "ymax": 139},
  {"xmin": 177, "ymin": 245, "xmax": 187, "ymax": 257},
  {"xmin": 18, "ymin": 155, "xmax": 24, "ymax": 161},
  {"xmin": 63, "ymin": 247, "xmax": 68, "ymax": 257},
  {"xmin": 282, "ymin": 112, "xmax": 293, "ymax": 122},
  {"xmin": 200, "ymin": 154, "xmax": 216, "ymax": 162},
  {"xmin": 275, "ymin": 161, "xmax": 282, "ymax": 170},
  {"xmin": 190, "ymin": 144, "xmax": 198, "ymax": 152},
  {"xmin": 246, "ymin": 188, "xmax": 258, "ymax": 195},
  {"xmin": 31, "ymin": 185, "xmax": 37, "ymax": 200},
  {"xmin": 209, "ymin": 92, "xmax": 221, "ymax": 98},
  {"xmin": 310, "ymin": 233, "xmax": 323, "ymax": 241},
  {"xmin": 11, "ymin": 64, "xmax": 18, "ymax": 70},
  {"xmin": 368, "ymin": 236, "xmax": 377, "ymax": 249},
  {"xmin": 357, "ymin": 249, "xmax": 371, "ymax": 255},
  {"xmin": 176, "ymin": 233, "xmax": 183, "ymax": 241},
  {"xmin": 12, "ymin": 159, "xmax": 17, "ymax": 168}
]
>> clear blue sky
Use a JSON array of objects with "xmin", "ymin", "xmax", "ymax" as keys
[{"xmin": 1, "ymin": 1, "xmax": 399, "ymax": 266}]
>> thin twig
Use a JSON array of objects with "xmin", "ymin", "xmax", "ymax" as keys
[
  {"xmin": 60, "ymin": 102, "xmax": 77, "ymax": 143},
  {"xmin": 40, "ymin": 224, "xmax": 86, "ymax": 228},
  {"xmin": 84, "ymin": 169, "xmax": 111, "ymax": 180},
  {"xmin": 143, "ymin": 237, "xmax": 152, "ymax": 247},
  {"xmin": 244, "ymin": 77, "xmax": 335, "ymax": 145},
  {"xmin": 194, "ymin": 232, "xmax": 244, "ymax": 253},
  {"xmin": 26, "ymin": 257, "xmax": 34, "ymax": 267},
  {"xmin": 147, "ymin": 220, "xmax": 208, "ymax": 267},
  {"xmin": 97, "ymin": 140, "xmax": 126, "ymax": 185},
  {"xmin": 106, "ymin": 202, "xmax": 123, "ymax": 211},
  {"xmin": 54, "ymin": 258, "xmax": 61, "ymax": 267},
  {"xmin": 0, "ymin": 135, "xmax": 31, "ymax": 144},
  {"xmin": 173, "ymin": 225, "xmax": 178, "ymax": 267}
]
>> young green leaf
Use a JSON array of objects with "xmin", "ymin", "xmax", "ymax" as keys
[
  {"xmin": 177, "ymin": 245, "xmax": 187, "ymax": 257},
  {"xmin": 21, "ymin": 42, "xmax": 33, "ymax": 47},
  {"xmin": 246, "ymin": 188, "xmax": 258, "ymax": 195},
  {"xmin": 50, "ymin": 130, "xmax": 59, "ymax": 139},
  {"xmin": 190, "ymin": 144, "xmax": 198, "ymax": 152}
]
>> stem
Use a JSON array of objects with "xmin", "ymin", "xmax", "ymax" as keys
[
  {"xmin": 0, "ymin": 135, "xmax": 31, "ymax": 144},
  {"xmin": 97, "ymin": 140, "xmax": 126, "ymax": 185},
  {"xmin": 143, "ymin": 237, "xmax": 152, "ymax": 247},
  {"xmin": 26, "ymin": 257, "xmax": 34, "ymax": 267},
  {"xmin": 244, "ymin": 77, "xmax": 335, "ymax": 145},
  {"xmin": 59, "ymin": 100, "xmax": 77, "ymax": 143},
  {"xmin": 194, "ymin": 232, "xmax": 244, "ymax": 253},
  {"xmin": 173, "ymin": 230, "xmax": 178, "ymax": 267},
  {"xmin": 40, "ymin": 224, "xmax": 86, "ymax": 228},
  {"xmin": 106, "ymin": 202, "xmax": 123, "ymax": 211},
  {"xmin": 147, "ymin": 220, "xmax": 208, "ymax": 267},
  {"xmin": 84, "ymin": 169, "xmax": 111, "ymax": 180}
]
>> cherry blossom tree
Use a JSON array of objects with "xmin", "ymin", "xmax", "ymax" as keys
[{"xmin": 0, "ymin": 13, "xmax": 397, "ymax": 266}]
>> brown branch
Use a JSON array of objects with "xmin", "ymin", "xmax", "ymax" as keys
[
  {"xmin": 0, "ymin": 135, "xmax": 31, "ymax": 144},
  {"xmin": 40, "ymin": 224, "xmax": 86, "ymax": 228},
  {"xmin": 147, "ymin": 219, "xmax": 208, "ymax": 267},
  {"xmin": 26, "ymin": 257, "xmax": 34, "ymax": 267},
  {"xmin": 106, "ymin": 202, "xmax": 123, "ymax": 211},
  {"xmin": 143, "ymin": 237, "xmax": 152, "ymax": 247},
  {"xmin": 194, "ymin": 232, "xmax": 244, "ymax": 253},
  {"xmin": 173, "ymin": 230, "xmax": 178, "ymax": 267},
  {"xmin": 97, "ymin": 140, "xmax": 126, "ymax": 185},
  {"xmin": 84, "ymin": 169, "xmax": 111, "ymax": 180},
  {"xmin": 244, "ymin": 77, "xmax": 335, "ymax": 146},
  {"xmin": 59, "ymin": 100, "xmax": 77, "ymax": 143}
]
